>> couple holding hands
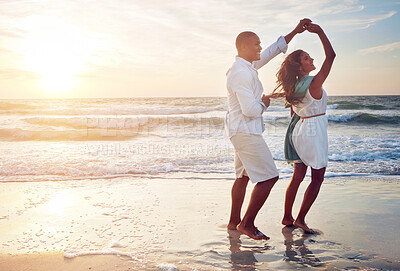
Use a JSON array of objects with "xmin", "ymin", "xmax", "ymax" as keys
[{"xmin": 225, "ymin": 18, "xmax": 336, "ymax": 240}]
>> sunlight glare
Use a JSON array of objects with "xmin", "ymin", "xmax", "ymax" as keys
[
  {"xmin": 46, "ymin": 191, "xmax": 73, "ymax": 215},
  {"xmin": 20, "ymin": 16, "xmax": 93, "ymax": 93}
]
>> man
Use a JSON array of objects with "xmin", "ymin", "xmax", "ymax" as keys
[{"xmin": 225, "ymin": 18, "xmax": 311, "ymax": 240}]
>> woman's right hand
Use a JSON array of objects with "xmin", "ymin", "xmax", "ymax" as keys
[
  {"xmin": 262, "ymin": 94, "xmax": 271, "ymax": 108},
  {"xmin": 306, "ymin": 23, "xmax": 323, "ymax": 34}
]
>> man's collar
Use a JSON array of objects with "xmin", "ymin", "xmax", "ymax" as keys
[
  {"xmin": 236, "ymin": 56, "xmax": 256, "ymax": 70},
  {"xmin": 236, "ymin": 56, "xmax": 252, "ymax": 66}
]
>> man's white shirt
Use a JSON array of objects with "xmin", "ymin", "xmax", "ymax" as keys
[{"xmin": 225, "ymin": 36, "xmax": 288, "ymax": 138}]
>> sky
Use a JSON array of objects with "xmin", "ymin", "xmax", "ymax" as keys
[{"xmin": 0, "ymin": 0, "xmax": 399, "ymax": 99}]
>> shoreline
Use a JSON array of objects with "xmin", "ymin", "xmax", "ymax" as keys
[{"xmin": 1, "ymin": 176, "xmax": 399, "ymax": 270}]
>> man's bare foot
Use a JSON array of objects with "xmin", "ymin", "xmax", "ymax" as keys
[
  {"xmin": 293, "ymin": 220, "xmax": 315, "ymax": 234},
  {"xmin": 282, "ymin": 216, "xmax": 295, "ymax": 226},
  {"xmin": 236, "ymin": 223, "xmax": 270, "ymax": 240}
]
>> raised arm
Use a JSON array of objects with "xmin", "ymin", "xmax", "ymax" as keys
[
  {"xmin": 308, "ymin": 23, "xmax": 336, "ymax": 99},
  {"xmin": 253, "ymin": 18, "xmax": 312, "ymax": 70},
  {"xmin": 252, "ymin": 36, "xmax": 287, "ymax": 70},
  {"xmin": 284, "ymin": 18, "xmax": 312, "ymax": 44}
]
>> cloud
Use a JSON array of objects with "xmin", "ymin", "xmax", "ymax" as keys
[
  {"xmin": 323, "ymin": 11, "xmax": 397, "ymax": 31},
  {"xmin": 0, "ymin": 0, "xmax": 398, "ymax": 81},
  {"xmin": 0, "ymin": 69, "xmax": 40, "ymax": 80},
  {"xmin": 359, "ymin": 41, "xmax": 400, "ymax": 55},
  {"xmin": 0, "ymin": 1, "xmax": 394, "ymax": 51},
  {"xmin": 0, "ymin": 30, "xmax": 25, "ymax": 38}
]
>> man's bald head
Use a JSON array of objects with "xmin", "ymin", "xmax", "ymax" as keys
[
  {"xmin": 235, "ymin": 31, "xmax": 262, "ymax": 62},
  {"xmin": 235, "ymin": 31, "xmax": 257, "ymax": 51}
]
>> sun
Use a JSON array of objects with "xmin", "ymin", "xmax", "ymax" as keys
[
  {"xmin": 19, "ymin": 16, "xmax": 93, "ymax": 93},
  {"xmin": 41, "ymin": 72, "xmax": 77, "ymax": 93}
]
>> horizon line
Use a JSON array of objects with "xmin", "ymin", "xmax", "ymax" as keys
[{"xmin": 2, "ymin": 93, "xmax": 400, "ymax": 100}]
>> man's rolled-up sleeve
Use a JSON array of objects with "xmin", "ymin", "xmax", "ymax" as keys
[
  {"xmin": 229, "ymin": 71, "xmax": 265, "ymax": 119},
  {"xmin": 253, "ymin": 36, "xmax": 288, "ymax": 70}
]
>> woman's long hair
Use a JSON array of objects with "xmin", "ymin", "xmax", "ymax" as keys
[{"xmin": 271, "ymin": 49, "xmax": 305, "ymax": 106}]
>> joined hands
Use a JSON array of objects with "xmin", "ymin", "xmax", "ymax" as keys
[
  {"xmin": 295, "ymin": 18, "xmax": 312, "ymax": 34},
  {"xmin": 294, "ymin": 19, "xmax": 323, "ymax": 34}
]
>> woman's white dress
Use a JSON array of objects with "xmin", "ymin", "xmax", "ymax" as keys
[{"xmin": 292, "ymin": 88, "xmax": 328, "ymax": 169}]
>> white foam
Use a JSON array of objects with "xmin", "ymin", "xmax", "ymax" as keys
[
  {"xmin": 157, "ymin": 263, "xmax": 178, "ymax": 271},
  {"xmin": 324, "ymin": 172, "xmax": 370, "ymax": 178},
  {"xmin": 263, "ymin": 115, "xmax": 289, "ymax": 121},
  {"xmin": 327, "ymin": 113, "xmax": 360, "ymax": 122},
  {"xmin": 276, "ymin": 170, "xmax": 387, "ymax": 180},
  {"xmin": 1, "ymin": 132, "xmax": 398, "ymax": 181},
  {"xmin": 329, "ymin": 135, "xmax": 400, "ymax": 162},
  {"xmin": 266, "ymin": 104, "xmax": 338, "ymax": 112},
  {"xmin": 0, "ymin": 153, "xmax": 235, "ymax": 180},
  {"xmin": 327, "ymin": 104, "xmax": 339, "ymax": 110},
  {"xmin": 266, "ymin": 106, "xmax": 289, "ymax": 112},
  {"xmin": 64, "ymin": 247, "xmax": 140, "ymax": 261},
  {"xmin": 168, "ymin": 157, "xmax": 233, "ymax": 166},
  {"xmin": 279, "ymin": 168, "xmax": 294, "ymax": 174},
  {"xmin": 108, "ymin": 241, "xmax": 127, "ymax": 248}
]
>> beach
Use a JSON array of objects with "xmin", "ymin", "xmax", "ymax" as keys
[
  {"xmin": 1, "ymin": 0, "xmax": 399, "ymax": 267},
  {"xmin": 1, "ymin": 176, "xmax": 399, "ymax": 270},
  {"xmin": 0, "ymin": 96, "xmax": 399, "ymax": 270}
]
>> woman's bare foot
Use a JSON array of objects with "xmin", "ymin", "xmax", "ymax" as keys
[
  {"xmin": 293, "ymin": 220, "xmax": 315, "ymax": 234},
  {"xmin": 236, "ymin": 223, "xmax": 270, "ymax": 240},
  {"xmin": 282, "ymin": 216, "xmax": 295, "ymax": 226},
  {"xmin": 227, "ymin": 222, "xmax": 239, "ymax": 230},
  {"xmin": 227, "ymin": 219, "xmax": 241, "ymax": 230}
]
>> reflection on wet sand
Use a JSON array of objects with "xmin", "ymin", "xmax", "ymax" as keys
[
  {"xmin": 228, "ymin": 230, "xmax": 256, "ymax": 270},
  {"xmin": 227, "ymin": 229, "xmax": 274, "ymax": 271},
  {"xmin": 282, "ymin": 225, "xmax": 324, "ymax": 268}
]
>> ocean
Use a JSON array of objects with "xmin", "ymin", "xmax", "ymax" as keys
[{"xmin": 0, "ymin": 96, "xmax": 399, "ymax": 183}]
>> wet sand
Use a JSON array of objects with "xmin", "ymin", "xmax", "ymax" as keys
[{"xmin": 0, "ymin": 176, "xmax": 399, "ymax": 270}]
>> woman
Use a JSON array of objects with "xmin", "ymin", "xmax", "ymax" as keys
[{"xmin": 271, "ymin": 23, "xmax": 336, "ymax": 233}]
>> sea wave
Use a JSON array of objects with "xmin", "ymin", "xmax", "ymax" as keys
[
  {"xmin": 328, "ymin": 113, "xmax": 361, "ymax": 122},
  {"xmin": 262, "ymin": 111, "xmax": 399, "ymax": 125},
  {"xmin": 22, "ymin": 115, "xmax": 222, "ymax": 130},
  {"xmin": 327, "ymin": 104, "xmax": 339, "ymax": 110},
  {"xmin": 1, "ymin": 114, "xmax": 227, "ymax": 141},
  {"xmin": 0, "ymin": 128, "xmax": 142, "ymax": 141},
  {"xmin": 328, "ymin": 113, "xmax": 400, "ymax": 124},
  {"xmin": 3, "ymin": 112, "xmax": 397, "ymax": 142},
  {"xmin": 0, "ymin": 101, "xmax": 39, "ymax": 111},
  {"xmin": 0, "ymin": 157, "xmax": 234, "ymax": 179},
  {"xmin": 1, "ymin": 167, "xmax": 398, "ymax": 183},
  {"xmin": 332, "ymin": 101, "xmax": 395, "ymax": 110},
  {"xmin": 329, "ymin": 135, "xmax": 400, "ymax": 162},
  {"xmin": 0, "ymin": 104, "xmax": 227, "ymax": 116},
  {"xmin": 267, "ymin": 104, "xmax": 338, "ymax": 112},
  {"xmin": 23, "ymin": 116, "xmax": 154, "ymax": 129},
  {"xmin": 266, "ymin": 106, "xmax": 289, "ymax": 112}
]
